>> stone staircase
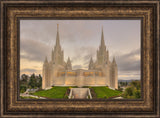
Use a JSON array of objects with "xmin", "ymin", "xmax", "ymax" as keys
[{"xmin": 68, "ymin": 88, "xmax": 92, "ymax": 99}]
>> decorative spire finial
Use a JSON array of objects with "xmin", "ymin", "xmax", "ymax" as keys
[
  {"xmin": 88, "ymin": 57, "xmax": 94, "ymax": 70},
  {"xmin": 56, "ymin": 24, "xmax": 60, "ymax": 47},
  {"xmin": 112, "ymin": 56, "xmax": 116, "ymax": 63},
  {"xmin": 101, "ymin": 26, "xmax": 105, "ymax": 47},
  {"xmin": 66, "ymin": 57, "xmax": 72, "ymax": 70},
  {"xmin": 57, "ymin": 24, "xmax": 59, "ymax": 31}
]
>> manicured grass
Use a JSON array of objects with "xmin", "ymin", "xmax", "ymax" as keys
[
  {"xmin": 32, "ymin": 86, "xmax": 122, "ymax": 99},
  {"xmin": 91, "ymin": 87, "xmax": 122, "ymax": 98},
  {"xmin": 33, "ymin": 86, "xmax": 69, "ymax": 99}
]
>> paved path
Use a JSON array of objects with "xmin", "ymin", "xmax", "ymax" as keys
[
  {"xmin": 20, "ymin": 93, "xmax": 46, "ymax": 99},
  {"xmin": 69, "ymin": 88, "xmax": 92, "ymax": 99},
  {"xmin": 113, "ymin": 96, "xmax": 124, "ymax": 99}
]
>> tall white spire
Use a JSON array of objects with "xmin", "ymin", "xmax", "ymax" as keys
[
  {"xmin": 101, "ymin": 26, "xmax": 105, "ymax": 47},
  {"xmin": 97, "ymin": 26, "xmax": 107, "ymax": 64},
  {"xmin": 55, "ymin": 24, "xmax": 60, "ymax": 47},
  {"xmin": 52, "ymin": 24, "xmax": 64, "ymax": 65}
]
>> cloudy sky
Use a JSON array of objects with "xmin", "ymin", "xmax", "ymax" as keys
[{"xmin": 20, "ymin": 20, "xmax": 141, "ymax": 80}]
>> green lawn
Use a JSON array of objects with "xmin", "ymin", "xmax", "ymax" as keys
[
  {"xmin": 91, "ymin": 87, "xmax": 122, "ymax": 98},
  {"xmin": 32, "ymin": 86, "xmax": 69, "ymax": 99},
  {"xmin": 31, "ymin": 86, "xmax": 122, "ymax": 99}
]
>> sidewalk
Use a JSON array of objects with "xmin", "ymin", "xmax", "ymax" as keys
[{"xmin": 20, "ymin": 93, "xmax": 46, "ymax": 99}]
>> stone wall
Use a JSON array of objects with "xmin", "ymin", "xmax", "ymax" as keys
[
  {"xmin": 65, "ymin": 76, "xmax": 76, "ymax": 85},
  {"xmin": 54, "ymin": 77, "xmax": 65, "ymax": 85},
  {"xmin": 43, "ymin": 67, "xmax": 118, "ymax": 89},
  {"xmin": 84, "ymin": 77, "xmax": 95, "ymax": 85},
  {"xmin": 95, "ymin": 77, "xmax": 106, "ymax": 85}
]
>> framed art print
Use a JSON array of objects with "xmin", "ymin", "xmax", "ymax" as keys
[
  {"xmin": 0, "ymin": 0, "xmax": 160, "ymax": 117},
  {"xmin": 20, "ymin": 20, "xmax": 140, "ymax": 100}
]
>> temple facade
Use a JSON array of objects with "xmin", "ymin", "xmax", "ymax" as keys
[{"xmin": 42, "ymin": 25, "xmax": 118, "ymax": 90}]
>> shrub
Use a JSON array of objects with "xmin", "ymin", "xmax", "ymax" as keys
[
  {"xmin": 118, "ymin": 87, "xmax": 123, "ymax": 92},
  {"xmin": 134, "ymin": 90, "xmax": 141, "ymax": 98},
  {"xmin": 122, "ymin": 80, "xmax": 141, "ymax": 99},
  {"xmin": 20, "ymin": 85, "xmax": 27, "ymax": 93}
]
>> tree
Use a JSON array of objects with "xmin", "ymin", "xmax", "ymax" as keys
[
  {"xmin": 20, "ymin": 85, "xmax": 27, "ymax": 93},
  {"xmin": 134, "ymin": 90, "xmax": 141, "ymax": 98},
  {"xmin": 21, "ymin": 74, "xmax": 28, "ymax": 81},
  {"xmin": 130, "ymin": 80, "xmax": 140, "ymax": 89},
  {"xmin": 122, "ymin": 80, "xmax": 141, "ymax": 99},
  {"xmin": 27, "ymin": 73, "xmax": 42, "ymax": 89},
  {"xmin": 28, "ymin": 73, "xmax": 37, "ymax": 88},
  {"xmin": 37, "ymin": 74, "xmax": 42, "ymax": 88},
  {"xmin": 124, "ymin": 87, "xmax": 133, "ymax": 97},
  {"xmin": 20, "ymin": 73, "xmax": 42, "ymax": 90},
  {"xmin": 125, "ymin": 81, "xmax": 128, "ymax": 86},
  {"xmin": 118, "ymin": 87, "xmax": 123, "ymax": 92},
  {"xmin": 20, "ymin": 74, "xmax": 29, "ymax": 85},
  {"xmin": 20, "ymin": 74, "xmax": 29, "ymax": 92}
]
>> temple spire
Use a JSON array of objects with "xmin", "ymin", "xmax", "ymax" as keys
[
  {"xmin": 67, "ymin": 57, "xmax": 71, "ymax": 64},
  {"xmin": 90, "ymin": 57, "xmax": 93, "ymax": 63},
  {"xmin": 66, "ymin": 57, "xmax": 72, "ymax": 70},
  {"xmin": 101, "ymin": 26, "xmax": 105, "ymax": 48},
  {"xmin": 52, "ymin": 24, "xmax": 64, "ymax": 65},
  {"xmin": 55, "ymin": 24, "xmax": 60, "ymax": 47},
  {"xmin": 51, "ymin": 48, "xmax": 54, "ymax": 61},
  {"xmin": 88, "ymin": 57, "xmax": 94, "ymax": 70},
  {"xmin": 112, "ymin": 56, "xmax": 117, "ymax": 65}
]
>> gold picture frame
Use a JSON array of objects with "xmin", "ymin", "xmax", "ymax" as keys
[{"xmin": 0, "ymin": 0, "xmax": 159, "ymax": 117}]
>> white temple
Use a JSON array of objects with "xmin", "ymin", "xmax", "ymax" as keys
[{"xmin": 42, "ymin": 24, "xmax": 118, "ymax": 90}]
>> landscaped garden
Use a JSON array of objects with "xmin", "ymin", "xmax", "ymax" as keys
[
  {"xmin": 30, "ymin": 86, "xmax": 122, "ymax": 99},
  {"xmin": 20, "ymin": 73, "xmax": 140, "ymax": 99}
]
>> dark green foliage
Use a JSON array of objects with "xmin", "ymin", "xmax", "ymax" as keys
[
  {"xmin": 20, "ymin": 73, "xmax": 42, "ymax": 93},
  {"xmin": 64, "ymin": 88, "xmax": 70, "ymax": 99},
  {"xmin": 20, "ymin": 74, "xmax": 29, "ymax": 93},
  {"xmin": 90, "ymin": 88, "xmax": 97, "ymax": 98},
  {"xmin": 122, "ymin": 80, "xmax": 141, "ymax": 99},
  {"xmin": 27, "ymin": 73, "xmax": 42, "ymax": 89},
  {"xmin": 130, "ymin": 81, "xmax": 141, "ymax": 90},
  {"xmin": 20, "ymin": 85, "xmax": 27, "ymax": 93},
  {"xmin": 118, "ymin": 87, "xmax": 123, "ymax": 92},
  {"xmin": 37, "ymin": 74, "xmax": 42, "ymax": 88},
  {"xmin": 119, "ymin": 81, "xmax": 128, "ymax": 87},
  {"xmin": 125, "ymin": 87, "xmax": 133, "ymax": 96},
  {"xmin": 134, "ymin": 90, "xmax": 141, "ymax": 98},
  {"xmin": 28, "ymin": 73, "xmax": 36, "ymax": 88},
  {"xmin": 20, "ymin": 74, "xmax": 29, "ymax": 86}
]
